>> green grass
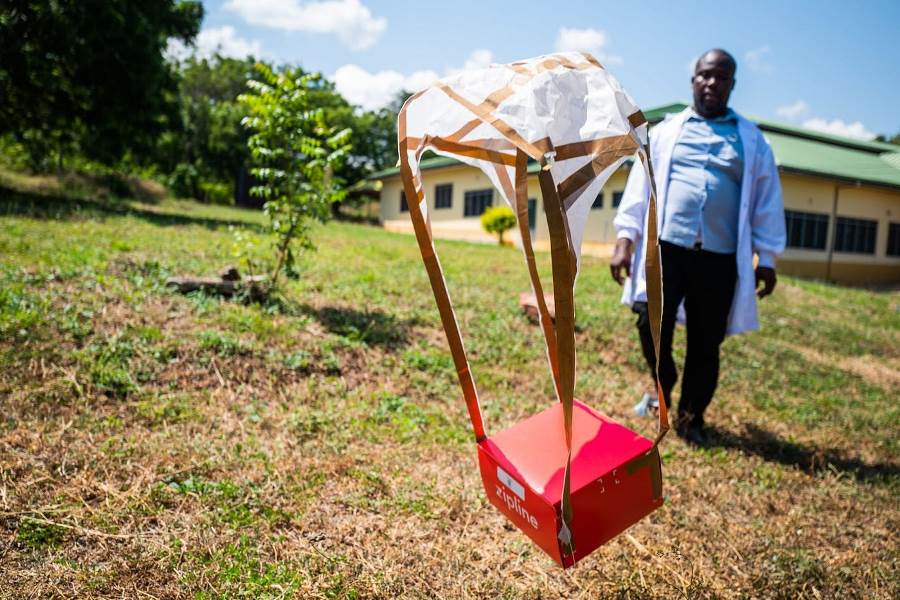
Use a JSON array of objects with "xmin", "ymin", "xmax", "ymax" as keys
[
  {"xmin": 1, "ymin": 171, "xmax": 898, "ymax": 598},
  {"xmin": 16, "ymin": 519, "xmax": 67, "ymax": 550}
]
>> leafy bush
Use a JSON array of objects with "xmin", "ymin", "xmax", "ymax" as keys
[
  {"xmin": 200, "ymin": 181, "xmax": 232, "ymax": 205},
  {"xmin": 0, "ymin": 136, "xmax": 32, "ymax": 171},
  {"xmin": 167, "ymin": 162, "xmax": 200, "ymax": 199},
  {"xmin": 480, "ymin": 205, "xmax": 517, "ymax": 245}
]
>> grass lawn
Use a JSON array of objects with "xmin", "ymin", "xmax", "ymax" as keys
[{"xmin": 1, "ymin": 172, "xmax": 898, "ymax": 598}]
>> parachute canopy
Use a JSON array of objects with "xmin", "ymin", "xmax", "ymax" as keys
[{"xmin": 398, "ymin": 51, "xmax": 649, "ymax": 271}]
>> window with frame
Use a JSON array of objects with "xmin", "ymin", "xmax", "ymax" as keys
[
  {"xmin": 611, "ymin": 191, "xmax": 624, "ymax": 208},
  {"xmin": 435, "ymin": 183, "xmax": 453, "ymax": 209},
  {"xmin": 400, "ymin": 190, "xmax": 408, "ymax": 212},
  {"xmin": 784, "ymin": 210, "xmax": 828, "ymax": 250},
  {"xmin": 887, "ymin": 222, "xmax": 900, "ymax": 257},
  {"xmin": 833, "ymin": 216, "xmax": 877, "ymax": 254},
  {"xmin": 592, "ymin": 192, "xmax": 603, "ymax": 209},
  {"xmin": 463, "ymin": 189, "xmax": 493, "ymax": 217}
]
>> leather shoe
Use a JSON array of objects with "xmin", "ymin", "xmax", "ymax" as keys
[{"xmin": 677, "ymin": 423, "xmax": 708, "ymax": 446}]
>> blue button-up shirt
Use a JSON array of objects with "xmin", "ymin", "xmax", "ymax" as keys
[{"xmin": 661, "ymin": 108, "xmax": 743, "ymax": 254}]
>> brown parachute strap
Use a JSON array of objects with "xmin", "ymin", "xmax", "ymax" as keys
[
  {"xmin": 513, "ymin": 149, "xmax": 562, "ymax": 401},
  {"xmin": 636, "ymin": 146, "xmax": 670, "ymax": 445},
  {"xmin": 536, "ymin": 158, "xmax": 580, "ymax": 556},
  {"xmin": 398, "ymin": 102, "xmax": 486, "ymax": 442}
]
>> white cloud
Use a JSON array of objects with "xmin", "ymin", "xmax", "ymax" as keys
[
  {"xmin": 744, "ymin": 45, "xmax": 772, "ymax": 73},
  {"xmin": 775, "ymin": 100, "xmax": 809, "ymax": 120},
  {"xmin": 332, "ymin": 49, "xmax": 493, "ymax": 111},
  {"xmin": 802, "ymin": 118, "xmax": 876, "ymax": 140},
  {"xmin": 166, "ymin": 26, "xmax": 263, "ymax": 61},
  {"xmin": 333, "ymin": 64, "xmax": 438, "ymax": 111},
  {"xmin": 554, "ymin": 27, "xmax": 622, "ymax": 65},
  {"xmin": 225, "ymin": 0, "xmax": 386, "ymax": 50},
  {"xmin": 774, "ymin": 99, "xmax": 876, "ymax": 140},
  {"xmin": 446, "ymin": 49, "xmax": 494, "ymax": 77}
]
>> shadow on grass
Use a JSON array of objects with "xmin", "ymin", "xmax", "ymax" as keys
[
  {"xmin": 306, "ymin": 304, "xmax": 410, "ymax": 349},
  {"xmin": 0, "ymin": 185, "xmax": 264, "ymax": 231},
  {"xmin": 706, "ymin": 422, "xmax": 900, "ymax": 485}
]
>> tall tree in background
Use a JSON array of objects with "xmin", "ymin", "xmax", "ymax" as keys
[
  {"xmin": 158, "ymin": 55, "xmax": 256, "ymax": 201},
  {"xmin": 875, "ymin": 132, "xmax": 900, "ymax": 146},
  {"xmin": 323, "ymin": 88, "xmax": 408, "ymax": 213},
  {"xmin": 0, "ymin": 1, "xmax": 202, "ymax": 170},
  {"xmin": 160, "ymin": 57, "xmax": 384, "ymax": 207},
  {"xmin": 260, "ymin": 77, "xmax": 404, "ymax": 213},
  {"xmin": 347, "ymin": 100, "xmax": 401, "ymax": 173},
  {"xmin": 304, "ymin": 82, "xmax": 399, "ymax": 186}
]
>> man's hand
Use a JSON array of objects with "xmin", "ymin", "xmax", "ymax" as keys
[
  {"xmin": 610, "ymin": 238, "xmax": 633, "ymax": 285},
  {"xmin": 755, "ymin": 266, "xmax": 777, "ymax": 298}
]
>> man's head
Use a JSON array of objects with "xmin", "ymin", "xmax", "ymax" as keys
[{"xmin": 692, "ymin": 49, "xmax": 736, "ymax": 118}]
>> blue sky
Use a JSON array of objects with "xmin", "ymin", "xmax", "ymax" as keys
[{"xmin": 186, "ymin": 0, "xmax": 900, "ymax": 140}]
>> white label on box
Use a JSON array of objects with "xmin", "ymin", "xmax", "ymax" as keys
[{"xmin": 497, "ymin": 466, "xmax": 525, "ymax": 500}]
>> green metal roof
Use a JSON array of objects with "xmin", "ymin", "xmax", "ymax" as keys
[
  {"xmin": 642, "ymin": 102, "xmax": 690, "ymax": 123},
  {"xmin": 882, "ymin": 153, "xmax": 900, "ymax": 170},
  {"xmin": 765, "ymin": 131, "xmax": 900, "ymax": 187},
  {"xmin": 369, "ymin": 155, "xmax": 456, "ymax": 179},
  {"xmin": 369, "ymin": 103, "xmax": 900, "ymax": 190}
]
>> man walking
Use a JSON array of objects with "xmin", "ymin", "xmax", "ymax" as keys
[{"xmin": 611, "ymin": 48, "xmax": 786, "ymax": 444}]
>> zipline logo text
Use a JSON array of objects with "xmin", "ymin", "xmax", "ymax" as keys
[{"xmin": 496, "ymin": 467, "xmax": 538, "ymax": 529}]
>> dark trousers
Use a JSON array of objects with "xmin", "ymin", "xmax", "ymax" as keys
[{"xmin": 633, "ymin": 240, "xmax": 737, "ymax": 428}]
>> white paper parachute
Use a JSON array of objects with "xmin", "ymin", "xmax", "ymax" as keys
[{"xmin": 398, "ymin": 51, "xmax": 652, "ymax": 272}]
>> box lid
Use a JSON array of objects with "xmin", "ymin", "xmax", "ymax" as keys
[{"xmin": 480, "ymin": 400, "xmax": 653, "ymax": 504}]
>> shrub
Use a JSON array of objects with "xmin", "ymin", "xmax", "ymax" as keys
[
  {"xmin": 239, "ymin": 63, "xmax": 351, "ymax": 288},
  {"xmin": 480, "ymin": 205, "xmax": 517, "ymax": 245},
  {"xmin": 167, "ymin": 162, "xmax": 200, "ymax": 199},
  {"xmin": 200, "ymin": 181, "xmax": 232, "ymax": 205}
]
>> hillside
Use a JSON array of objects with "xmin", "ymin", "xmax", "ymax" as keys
[{"xmin": 1, "ymin": 174, "xmax": 898, "ymax": 598}]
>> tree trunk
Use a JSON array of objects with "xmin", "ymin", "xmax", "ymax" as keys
[{"xmin": 270, "ymin": 219, "xmax": 299, "ymax": 289}]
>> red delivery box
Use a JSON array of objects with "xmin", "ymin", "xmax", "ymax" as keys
[{"xmin": 478, "ymin": 400, "xmax": 663, "ymax": 567}]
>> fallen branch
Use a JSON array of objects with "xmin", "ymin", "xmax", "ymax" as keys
[{"xmin": 166, "ymin": 266, "xmax": 268, "ymax": 300}]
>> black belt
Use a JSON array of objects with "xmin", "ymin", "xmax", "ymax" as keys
[
  {"xmin": 660, "ymin": 239, "xmax": 704, "ymax": 251},
  {"xmin": 660, "ymin": 239, "xmax": 735, "ymax": 257}
]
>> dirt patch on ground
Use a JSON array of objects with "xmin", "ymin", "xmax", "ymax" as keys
[{"xmin": 785, "ymin": 341, "xmax": 900, "ymax": 390}]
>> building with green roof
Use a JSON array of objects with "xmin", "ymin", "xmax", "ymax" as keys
[{"xmin": 371, "ymin": 103, "xmax": 900, "ymax": 284}]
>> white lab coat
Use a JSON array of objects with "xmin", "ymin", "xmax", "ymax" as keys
[{"xmin": 614, "ymin": 107, "xmax": 786, "ymax": 335}]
